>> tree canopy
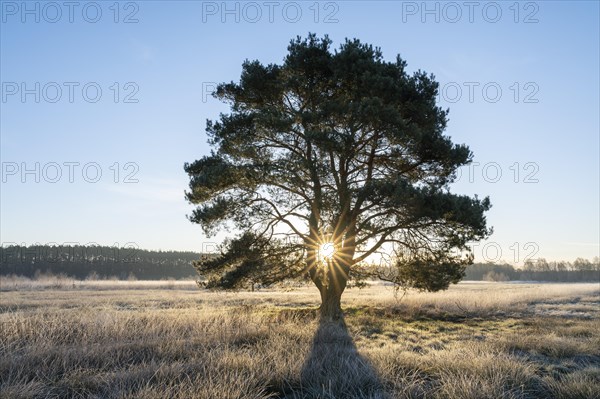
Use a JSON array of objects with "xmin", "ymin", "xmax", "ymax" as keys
[{"xmin": 185, "ymin": 34, "xmax": 491, "ymax": 320}]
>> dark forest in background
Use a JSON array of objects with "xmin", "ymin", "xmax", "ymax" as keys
[
  {"xmin": 463, "ymin": 260, "xmax": 599, "ymax": 282},
  {"xmin": 1, "ymin": 245, "xmax": 598, "ymax": 282},
  {"xmin": 0, "ymin": 245, "xmax": 198, "ymax": 280}
]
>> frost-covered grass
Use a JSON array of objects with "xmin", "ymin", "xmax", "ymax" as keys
[{"xmin": 1, "ymin": 282, "xmax": 598, "ymax": 398}]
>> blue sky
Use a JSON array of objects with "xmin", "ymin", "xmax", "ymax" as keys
[{"xmin": 1, "ymin": 1, "xmax": 598, "ymax": 264}]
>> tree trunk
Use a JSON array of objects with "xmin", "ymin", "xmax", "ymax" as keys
[
  {"xmin": 316, "ymin": 258, "xmax": 349, "ymax": 322},
  {"xmin": 305, "ymin": 236, "xmax": 352, "ymax": 323},
  {"xmin": 319, "ymin": 284, "xmax": 344, "ymax": 322}
]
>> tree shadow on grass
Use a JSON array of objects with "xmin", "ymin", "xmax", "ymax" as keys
[{"xmin": 283, "ymin": 318, "xmax": 388, "ymax": 399}]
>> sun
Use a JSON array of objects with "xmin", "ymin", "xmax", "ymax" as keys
[{"xmin": 319, "ymin": 242, "xmax": 336, "ymax": 261}]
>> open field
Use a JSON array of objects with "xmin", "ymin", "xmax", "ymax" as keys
[{"xmin": 0, "ymin": 282, "xmax": 598, "ymax": 398}]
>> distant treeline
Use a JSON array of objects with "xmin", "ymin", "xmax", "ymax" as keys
[
  {"xmin": 1, "ymin": 245, "xmax": 598, "ymax": 282},
  {"xmin": 465, "ymin": 258, "xmax": 600, "ymax": 282},
  {"xmin": 0, "ymin": 245, "xmax": 199, "ymax": 280}
]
